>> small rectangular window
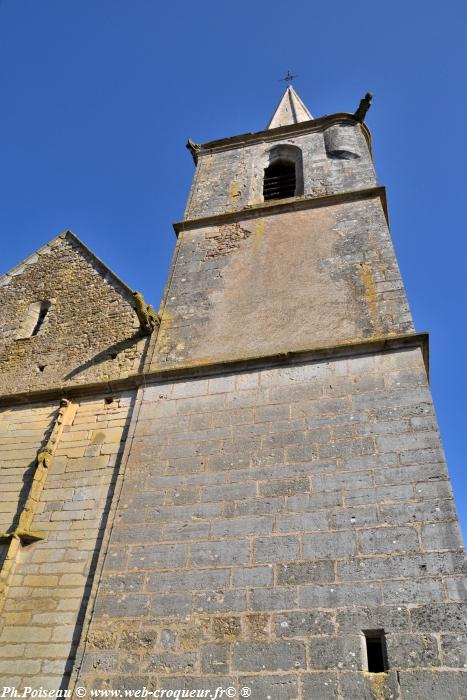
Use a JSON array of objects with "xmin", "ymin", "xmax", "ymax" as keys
[{"xmin": 363, "ymin": 629, "xmax": 388, "ymax": 673}]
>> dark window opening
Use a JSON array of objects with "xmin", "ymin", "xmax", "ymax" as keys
[
  {"xmin": 364, "ymin": 630, "xmax": 388, "ymax": 673},
  {"xmin": 263, "ymin": 159, "xmax": 296, "ymax": 201},
  {"xmin": 31, "ymin": 302, "xmax": 51, "ymax": 336}
]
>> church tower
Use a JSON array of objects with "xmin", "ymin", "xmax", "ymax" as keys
[{"xmin": 0, "ymin": 87, "xmax": 465, "ymax": 698}]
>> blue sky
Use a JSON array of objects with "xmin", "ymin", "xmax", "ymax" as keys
[{"xmin": 1, "ymin": 1, "xmax": 466, "ymax": 536}]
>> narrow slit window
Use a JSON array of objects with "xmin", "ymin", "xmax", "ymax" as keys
[
  {"xmin": 363, "ymin": 630, "xmax": 388, "ymax": 673},
  {"xmin": 16, "ymin": 300, "xmax": 52, "ymax": 339},
  {"xmin": 263, "ymin": 159, "xmax": 296, "ymax": 201},
  {"xmin": 31, "ymin": 302, "xmax": 51, "ymax": 336}
]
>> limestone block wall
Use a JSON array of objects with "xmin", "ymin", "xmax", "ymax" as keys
[
  {"xmin": 0, "ymin": 403, "xmax": 57, "ymax": 537},
  {"xmin": 185, "ymin": 122, "xmax": 376, "ymax": 220},
  {"xmin": 0, "ymin": 391, "xmax": 135, "ymax": 690},
  {"xmin": 75, "ymin": 347, "xmax": 466, "ymax": 698},
  {"xmin": 153, "ymin": 196, "xmax": 414, "ymax": 371}
]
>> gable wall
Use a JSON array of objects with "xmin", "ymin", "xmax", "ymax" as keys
[{"xmin": 0, "ymin": 235, "xmax": 147, "ymax": 395}]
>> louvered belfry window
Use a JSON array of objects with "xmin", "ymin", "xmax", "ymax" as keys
[{"xmin": 263, "ymin": 159, "xmax": 296, "ymax": 201}]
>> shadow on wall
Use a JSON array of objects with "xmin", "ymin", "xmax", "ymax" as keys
[
  {"xmin": 59, "ymin": 392, "xmax": 136, "ymax": 690},
  {"xmin": 8, "ymin": 412, "xmax": 59, "ymax": 534},
  {"xmin": 64, "ymin": 332, "xmax": 148, "ymax": 381}
]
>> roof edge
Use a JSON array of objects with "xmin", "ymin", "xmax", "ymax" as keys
[
  {"xmin": 0, "ymin": 229, "xmax": 135, "ymax": 300},
  {"xmin": 192, "ymin": 112, "xmax": 370, "ymax": 154}
]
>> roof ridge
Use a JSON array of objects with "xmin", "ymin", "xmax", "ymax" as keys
[{"xmin": 0, "ymin": 230, "xmax": 135, "ymax": 299}]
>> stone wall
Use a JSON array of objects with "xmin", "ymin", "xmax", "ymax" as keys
[
  {"xmin": 0, "ymin": 232, "xmax": 147, "ymax": 396},
  {"xmin": 0, "ymin": 391, "xmax": 135, "ymax": 689},
  {"xmin": 1, "ymin": 96, "xmax": 465, "ymax": 700},
  {"xmin": 186, "ymin": 122, "xmax": 375, "ymax": 219},
  {"xmin": 152, "ymin": 195, "xmax": 413, "ymax": 371},
  {"xmin": 0, "ymin": 403, "xmax": 56, "ymax": 536},
  {"xmin": 74, "ymin": 347, "xmax": 466, "ymax": 697}
]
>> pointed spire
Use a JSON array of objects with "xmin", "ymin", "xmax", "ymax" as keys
[{"xmin": 267, "ymin": 86, "xmax": 313, "ymax": 129}]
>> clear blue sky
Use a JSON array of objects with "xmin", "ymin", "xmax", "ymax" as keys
[{"xmin": 1, "ymin": 1, "xmax": 466, "ymax": 537}]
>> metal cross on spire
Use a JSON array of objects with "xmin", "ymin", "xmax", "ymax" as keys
[{"xmin": 279, "ymin": 70, "xmax": 298, "ymax": 85}]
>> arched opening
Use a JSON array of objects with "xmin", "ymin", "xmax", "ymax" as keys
[
  {"xmin": 262, "ymin": 144, "xmax": 303, "ymax": 202},
  {"xmin": 263, "ymin": 159, "xmax": 296, "ymax": 201}
]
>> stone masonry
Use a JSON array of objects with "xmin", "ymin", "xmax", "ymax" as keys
[
  {"xmin": 0, "ymin": 87, "xmax": 466, "ymax": 698},
  {"xmin": 73, "ymin": 349, "xmax": 466, "ymax": 697},
  {"xmin": 0, "ymin": 230, "xmax": 147, "ymax": 688},
  {"xmin": 151, "ymin": 196, "xmax": 413, "ymax": 371},
  {"xmin": 0, "ymin": 393, "xmax": 134, "ymax": 688},
  {"xmin": 0, "ymin": 231, "xmax": 147, "ymax": 395}
]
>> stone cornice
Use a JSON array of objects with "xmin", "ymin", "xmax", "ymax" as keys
[
  {"xmin": 194, "ymin": 113, "xmax": 372, "ymax": 156},
  {"xmin": 174, "ymin": 186, "xmax": 389, "ymax": 235},
  {"xmin": 0, "ymin": 332, "xmax": 429, "ymax": 407}
]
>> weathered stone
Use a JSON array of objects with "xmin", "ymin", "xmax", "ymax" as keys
[
  {"xmin": 239, "ymin": 674, "xmax": 299, "ymax": 699},
  {"xmin": 1, "ymin": 87, "xmax": 466, "ymax": 698},
  {"xmin": 254, "ymin": 536, "xmax": 300, "ymax": 562},
  {"xmin": 340, "ymin": 670, "xmax": 402, "ymax": 699},
  {"xmin": 386, "ymin": 633, "xmax": 439, "ymax": 669},
  {"xmin": 232, "ymin": 640, "xmax": 306, "ymax": 672},
  {"xmin": 309, "ymin": 635, "xmax": 362, "ymax": 670},
  {"xmin": 232, "ymin": 566, "xmax": 273, "ymax": 587},
  {"xmin": 250, "ymin": 587, "xmax": 297, "ymax": 610},
  {"xmin": 300, "ymin": 582, "xmax": 382, "ymax": 608},
  {"xmin": 141, "ymin": 652, "xmax": 197, "ymax": 674},
  {"xmin": 200, "ymin": 643, "xmax": 229, "ymax": 673},
  {"xmin": 410, "ymin": 603, "xmax": 467, "ymax": 632},
  {"xmin": 212, "ymin": 616, "xmax": 242, "ymax": 640},
  {"xmin": 151, "ymin": 593, "xmax": 192, "ymax": 617},
  {"xmin": 277, "ymin": 561, "xmax": 335, "ymax": 585},
  {"xmin": 275, "ymin": 610, "xmax": 335, "ymax": 636},
  {"xmin": 118, "ymin": 628, "xmax": 157, "ymax": 652},
  {"xmin": 194, "ymin": 590, "xmax": 246, "ymax": 613},
  {"xmin": 0, "ymin": 233, "xmax": 146, "ymax": 393},
  {"xmin": 398, "ymin": 670, "xmax": 467, "ymax": 699},
  {"xmin": 303, "ymin": 531, "xmax": 357, "ymax": 559},
  {"xmin": 301, "ymin": 672, "xmax": 338, "ymax": 699},
  {"xmin": 440, "ymin": 633, "xmax": 467, "ymax": 668},
  {"xmin": 336, "ymin": 606, "xmax": 410, "ymax": 633}
]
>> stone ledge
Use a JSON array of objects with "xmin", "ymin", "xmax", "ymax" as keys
[
  {"xmin": 173, "ymin": 186, "xmax": 389, "ymax": 235},
  {"xmin": 0, "ymin": 332, "xmax": 429, "ymax": 408},
  {"xmin": 197, "ymin": 112, "xmax": 372, "ymax": 155}
]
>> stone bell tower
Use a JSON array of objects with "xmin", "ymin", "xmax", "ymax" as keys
[
  {"xmin": 70, "ymin": 87, "xmax": 466, "ymax": 697},
  {"xmin": 1, "ymin": 87, "xmax": 464, "ymax": 696},
  {"xmin": 148, "ymin": 87, "xmax": 412, "ymax": 372}
]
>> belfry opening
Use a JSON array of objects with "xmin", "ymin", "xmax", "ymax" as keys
[{"xmin": 263, "ymin": 158, "xmax": 296, "ymax": 200}]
